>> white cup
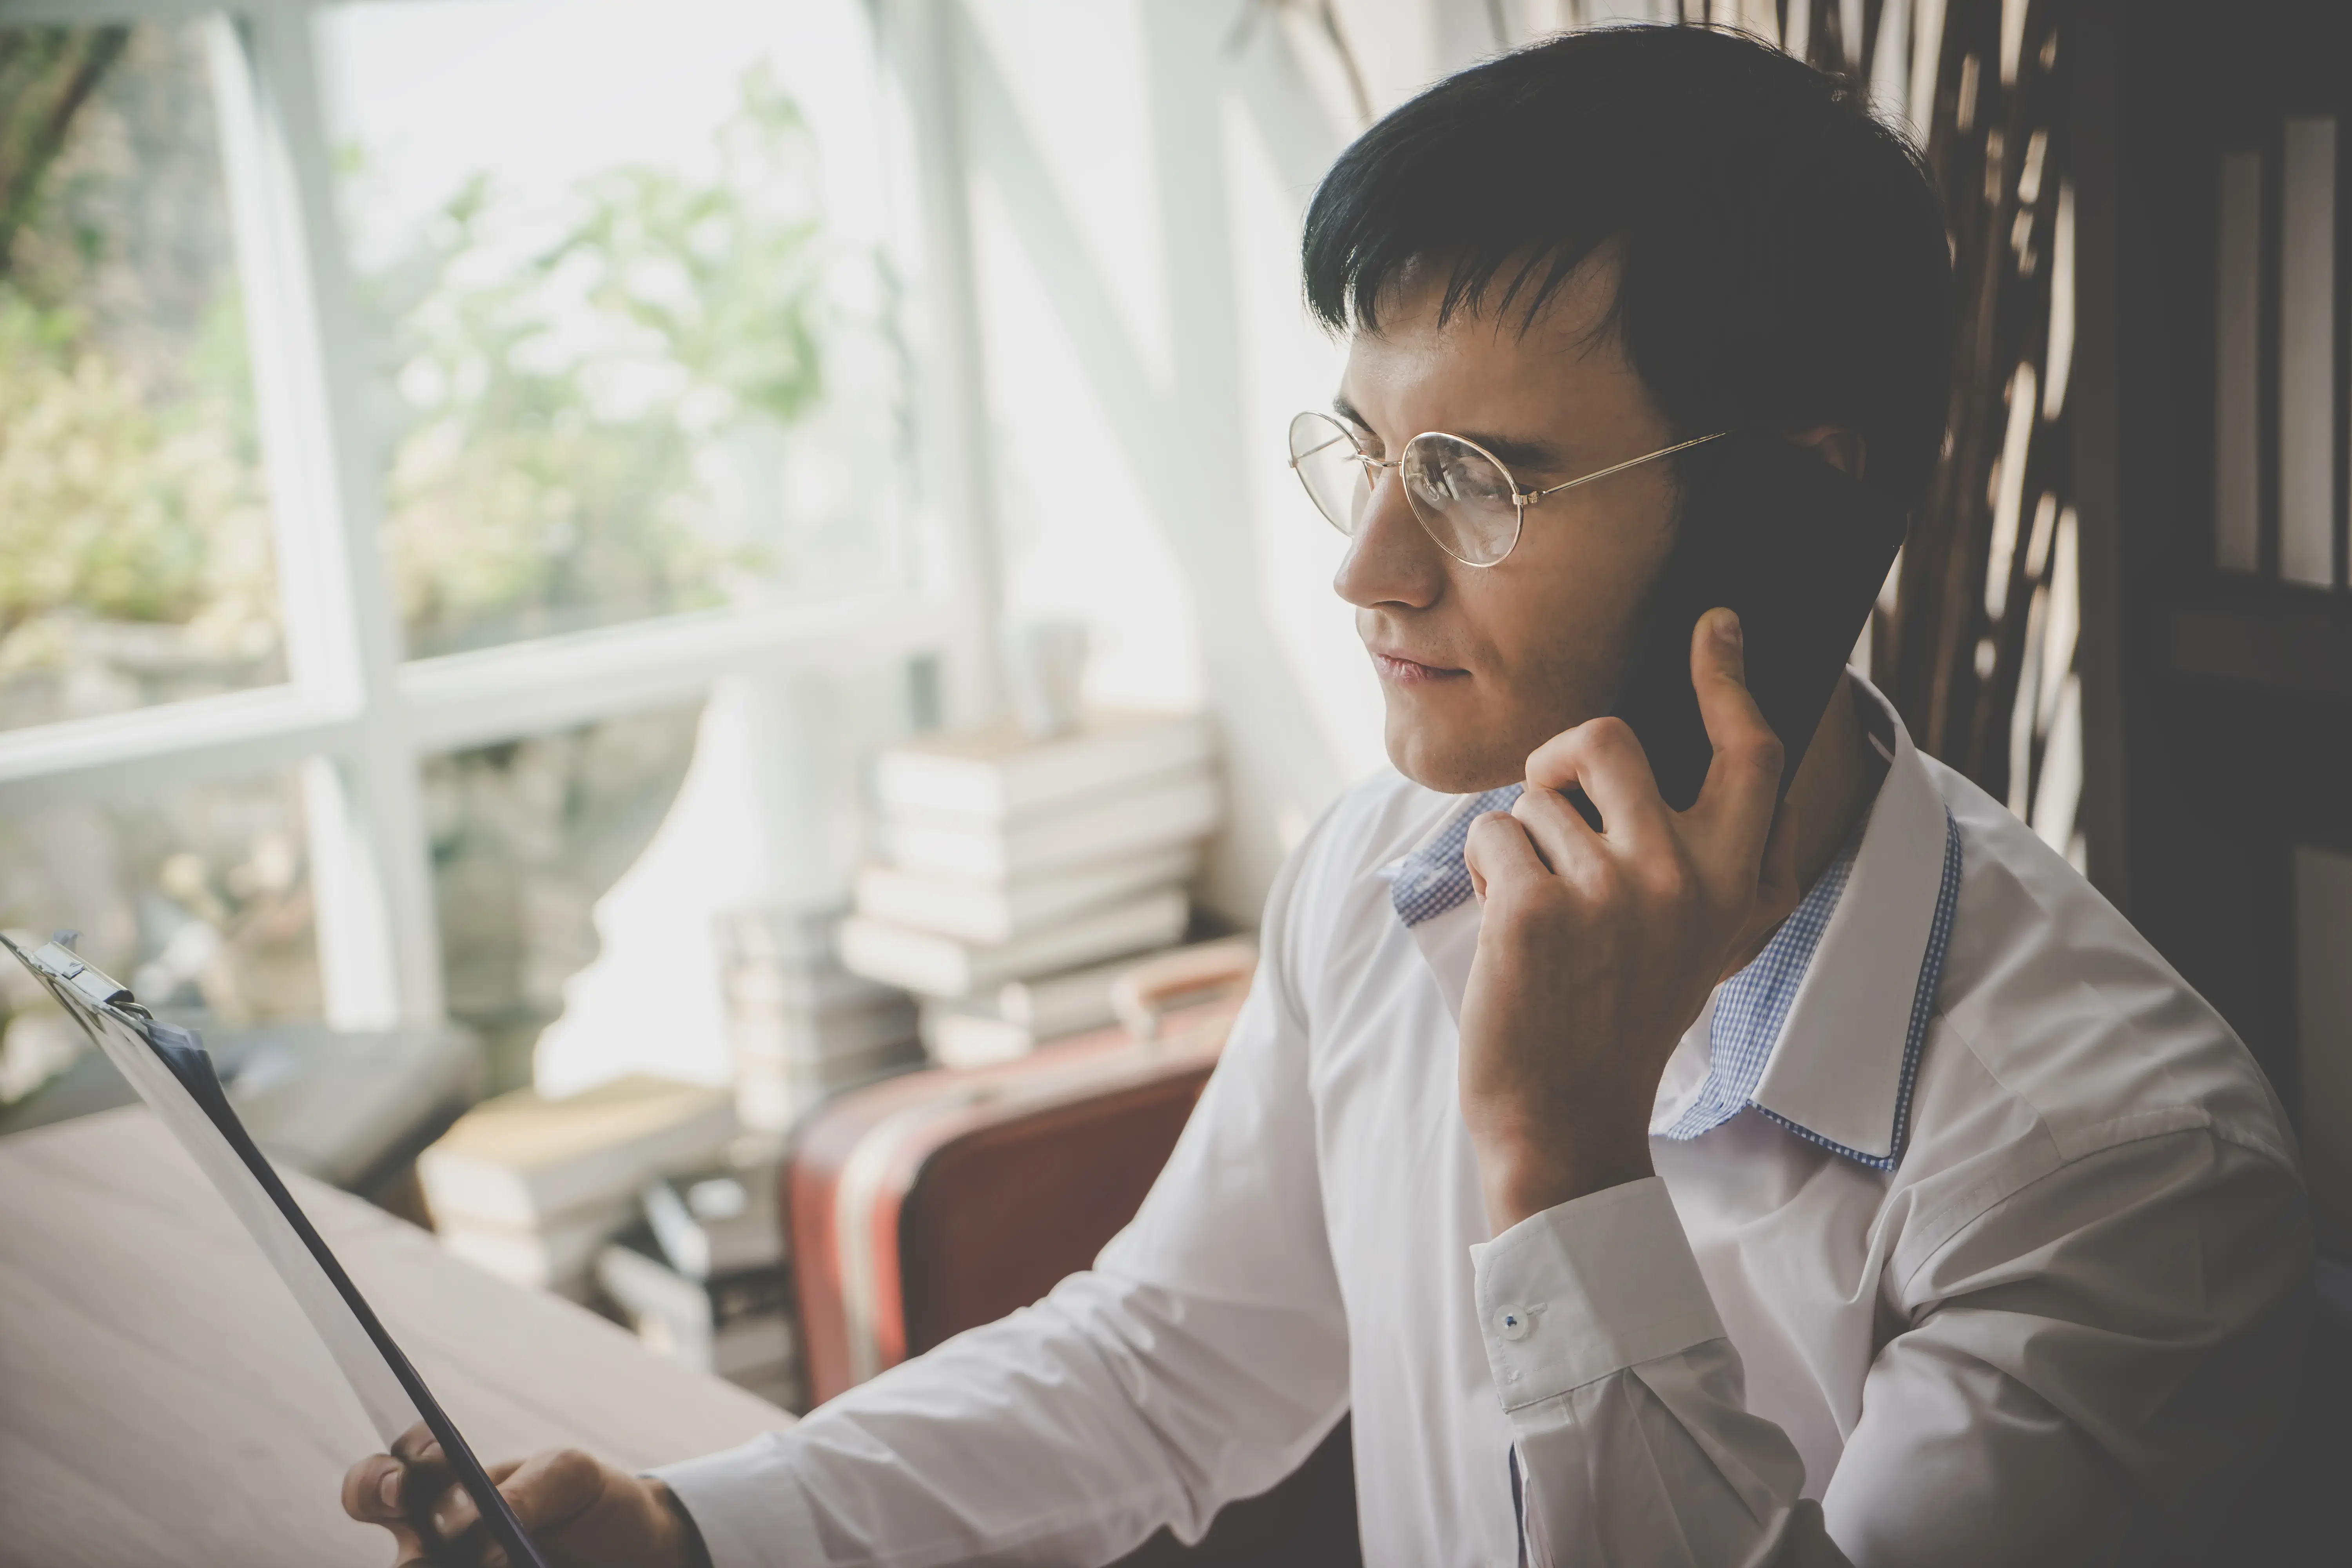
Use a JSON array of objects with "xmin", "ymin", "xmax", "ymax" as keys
[{"xmin": 1006, "ymin": 619, "xmax": 1089, "ymax": 738}]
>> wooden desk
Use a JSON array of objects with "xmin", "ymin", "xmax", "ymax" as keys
[{"xmin": 0, "ymin": 1107, "xmax": 791, "ymax": 1566}]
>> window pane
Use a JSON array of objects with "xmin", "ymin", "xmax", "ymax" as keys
[
  {"xmin": 0, "ymin": 24, "xmax": 285, "ymax": 731},
  {"xmin": 318, "ymin": 0, "xmax": 907, "ymax": 660},
  {"xmin": 0, "ymin": 771, "xmax": 318, "ymax": 1105},
  {"xmin": 426, "ymin": 704, "xmax": 702, "ymax": 1091}
]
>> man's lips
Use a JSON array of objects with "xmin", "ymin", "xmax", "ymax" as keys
[{"xmin": 1370, "ymin": 650, "xmax": 1468, "ymax": 685}]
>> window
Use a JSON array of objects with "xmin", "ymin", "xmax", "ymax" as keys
[
  {"xmin": 0, "ymin": 769, "xmax": 319, "ymax": 1066},
  {"xmin": 0, "ymin": 0, "xmax": 972, "ymax": 1101},
  {"xmin": 425, "ymin": 704, "xmax": 701, "ymax": 1087},
  {"xmin": 0, "ymin": 21, "xmax": 285, "ymax": 731},
  {"xmin": 320, "ymin": 0, "xmax": 906, "ymax": 657}
]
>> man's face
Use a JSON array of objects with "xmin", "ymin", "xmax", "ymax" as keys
[{"xmin": 1334, "ymin": 256, "xmax": 1683, "ymax": 794}]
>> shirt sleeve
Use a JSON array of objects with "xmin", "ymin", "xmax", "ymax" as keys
[
  {"xmin": 654, "ymin": 837, "xmax": 1350, "ymax": 1568},
  {"xmin": 1474, "ymin": 1128, "xmax": 2308, "ymax": 1568}
]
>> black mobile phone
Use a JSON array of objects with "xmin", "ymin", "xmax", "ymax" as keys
[{"xmin": 1586, "ymin": 430, "xmax": 1907, "ymax": 819}]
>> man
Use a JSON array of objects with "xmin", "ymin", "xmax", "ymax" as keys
[{"xmin": 347, "ymin": 25, "xmax": 2309, "ymax": 1566}]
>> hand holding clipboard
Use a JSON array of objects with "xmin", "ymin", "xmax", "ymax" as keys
[{"xmin": 3, "ymin": 932, "xmax": 702, "ymax": 1566}]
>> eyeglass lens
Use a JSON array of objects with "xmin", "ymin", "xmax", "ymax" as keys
[{"xmin": 1286, "ymin": 411, "xmax": 1524, "ymax": 567}]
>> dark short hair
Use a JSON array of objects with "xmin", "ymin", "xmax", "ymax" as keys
[{"xmin": 1301, "ymin": 25, "xmax": 1953, "ymax": 505}]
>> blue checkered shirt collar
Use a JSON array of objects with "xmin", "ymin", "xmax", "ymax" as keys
[
  {"xmin": 1385, "ymin": 783, "xmax": 1524, "ymax": 928},
  {"xmin": 1384, "ymin": 715, "xmax": 1962, "ymax": 1172}
]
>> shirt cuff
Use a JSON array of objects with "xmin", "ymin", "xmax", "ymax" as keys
[
  {"xmin": 1469, "ymin": 1175, "xmax": 1726, "ymax": 1412},
  {"xmin": 650, "ymin": 1433, "xmax": 817, "ymax": 1568}
]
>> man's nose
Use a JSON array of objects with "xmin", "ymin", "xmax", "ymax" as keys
[{"xmin": 1333, "ymin": 469, "xmax": 1446, "ymax": 610}]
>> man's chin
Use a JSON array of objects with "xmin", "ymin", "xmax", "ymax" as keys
[{"xmin": 1383, "ymin": 717, "xmax": 1523, "ymax": 797}]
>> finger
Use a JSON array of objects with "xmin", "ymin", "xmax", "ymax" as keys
[
  {"xmin": 406, "ymin": 1455, "xmax": 527, "ymax": 1563},
  {"xmin": 1522, "ymin": 717, "xmax": 1671, "ymax": 846},
  {"xmin": 1689, "ymin": 608, "xmax": 1785, "ymax": 870},
  {"xmin": 429, "ymin": 1457, "xmax": 539, "ymax": 1552},
  {"xmin": 345, "ymin": 1454, "xmax": 407, "ymax": 1524},
  {"xmin": 346, "ymin": 1444, "xmax": 442, "ymax": 1565},
  {"xmin": 429, "ymin": 1476, "xmax": 485, "ymax": 1547},
  {"xmin": 390, "ymin": 1423, "xmax": 441, "ymax": 1465},
  {"xmin": 1507, "ymin": 781, "xmax": 1606, "ymax": 878},
  {"xmin": 1463, "ymin": 810, "xmax": 1550, "ymax": 904}
]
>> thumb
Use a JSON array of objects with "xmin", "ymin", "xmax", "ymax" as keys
[{"xmin": 498, "ymin": 1448, "xmax": 607, "ymax": 1539}]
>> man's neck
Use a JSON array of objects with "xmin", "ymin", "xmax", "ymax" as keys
[{"xmin": 1782, "ymin": 674, "xmax": 1886, "ymax": 895}]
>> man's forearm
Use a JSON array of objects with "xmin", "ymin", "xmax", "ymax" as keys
[{"xmin": 1473, "ymin": 1178, "xmax": 1833, "ymax": 1568}]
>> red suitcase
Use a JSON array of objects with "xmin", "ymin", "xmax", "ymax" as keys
[{"xmin": 784, "ymin": 948, "xmax": 1359, "ymax": 1565}]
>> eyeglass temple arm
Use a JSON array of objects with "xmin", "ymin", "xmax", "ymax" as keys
[{"xmin": 1523, "ymin": 430, "xmax": 1729, "ymax": 502}]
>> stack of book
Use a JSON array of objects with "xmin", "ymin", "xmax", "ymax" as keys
[
  {"xmin": 595, "ymin": 1162, "xmax": 797, "ymax": 1409},
  {"xmin": 917, "ymin": 936, "xmax": 1236, "ymax": 1069},
  {"xmin": 720, "ymin": 906, "xmax": 922, "ymax": 1134},
  {"xmin": 416, "ymin": 1075, "xmax": 739, "ymax": 1300},
  {"xmin": 838, "ymin": 711, "xmax": 1220, "ymax": 1066}
]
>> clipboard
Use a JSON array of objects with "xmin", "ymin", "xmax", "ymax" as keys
[{"xmin": 3, "ymin": 930, "xmax": 552, "ymax": 1568}]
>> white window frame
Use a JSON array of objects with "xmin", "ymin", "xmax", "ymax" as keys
[{"xmin": 0, "ymin": 0, "xmax": 996, "ymax": 1031}]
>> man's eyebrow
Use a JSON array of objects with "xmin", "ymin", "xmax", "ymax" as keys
[
  {"xmin": 1330, "ymin": 396, "xmax": 1573, "ymax": 474},
  {"xmin": 1455, "ymin": 431, "xmax": 1571, "ymax": 474}
]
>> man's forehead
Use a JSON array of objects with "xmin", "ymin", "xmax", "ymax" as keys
[
  {"xmin": 1337, "ymin": 286, "xmax": 1636, "ymax": 425},
  {"xmin": 1362, "ymin": 244, "xmax": 1624, "ymax": 345}
]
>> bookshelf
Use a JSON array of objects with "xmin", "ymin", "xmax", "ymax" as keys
[
  {"xmin": 2084, "ymin": 50, "xmax": 2352, "ymax": 1542},
  {"xmin": 2076, "ymin": 0, "xmax": 2352, "ymax": 1182},
  {"xmin": 2165, "ymin": 598, "xmax": 2352, "ymax": 701}
]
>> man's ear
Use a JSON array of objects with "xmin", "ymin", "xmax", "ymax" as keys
[{"xmin": 1787, "ymin": 425, "xmax": 1866, "ymax": 483}]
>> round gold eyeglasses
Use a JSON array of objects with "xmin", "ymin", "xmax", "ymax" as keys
[{"xmin": 1286, "ymin": 410, "xmax": 1726, "ymax": 568}]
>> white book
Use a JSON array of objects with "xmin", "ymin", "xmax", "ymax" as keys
[
  {"xmin": 717, "ymin": 905, "xmax": 849, "ymax": 966},
  {"xmin": 731, "ymin": 1034, "xmax": 920, "ymax": 1081},
  {"xmin": 733, "ymin": 1039, "xmax": 920, "ymax": 1132},
  {"xmin": 918, "ymin": 935, "xmax": 1245, "ymax": 1067},
  {"xmin": 838, "ymin": 888, "xmax": 1189, "ymax": 998},
  {"xmin": 417, "ymin": 1074, "xmax": 738, "ymax": 1231},
  {"xmin": 998, "ymin": 937, "xmax": 1237, "ymax": 1034},
  {"xmin": 642, "ymin": 1171, "xmax": 783, "ymax": 1279},
  {"xmin": 436, "ymin": 1198, "xmax": 635, "ymax": 1294},
  {"xmin": 998, "ymin": 965, "xmax": 1127, "ymax": 1035},
  {"xmin": 723, "ymin": 964, "xmax": 903, "ymax": 1015},
  {"xmin": 2216, "ymin": 149, "xmax": 2262, "ymax": 574},
  {"xmin": 922, "ymin": 1009, "xmax": 1038, "ymax": 1069},
  {"xmin": 728, "ymin": 995, "xmax": 918, "ymax": 1062},
  {"xmin": 854, "ymin": 844, "xmax": 1196, "ymax": 946},
  {"xmin": 595, "ymin": 1240, "xmax": 793, "ymax": 1379},
  {"xmin": 874, "ymin": 710, "xmax": 1211, "ymax": 824},
  {"xmin": 875, "ymin": 769, "xmax": 1220, "ymax": 882},
  {"xmin": 2281, "ymin": 117, "xmax": 2337, "ymax": 588}
]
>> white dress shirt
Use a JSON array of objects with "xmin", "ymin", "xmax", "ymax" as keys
[{"xmin": 659, "ymin": 676, "xmax": 2310, "ymax": 1566}]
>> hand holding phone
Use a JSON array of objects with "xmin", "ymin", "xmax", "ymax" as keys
[{"xmin": 1584, "ymin": 431, "xmax": 1906, "ymax": 820}]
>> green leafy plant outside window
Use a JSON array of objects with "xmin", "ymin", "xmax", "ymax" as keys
[{"xmin": 359, "ymin": 64, "xmax": 837, "ymax": 656}]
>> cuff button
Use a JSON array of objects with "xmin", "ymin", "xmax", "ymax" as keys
[{"xmin": 1496, "ymin": 1305, "xmax": 1533, "ymax": 1341}]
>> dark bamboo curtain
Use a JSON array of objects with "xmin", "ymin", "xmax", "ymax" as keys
[
  {"xmin": 1781, "ymin": 0, "xmax": 2082, "ymax": 848},
  {"xmin": 1524, "ymin": 0, "xmax": 2085, "ymax": 850}
]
